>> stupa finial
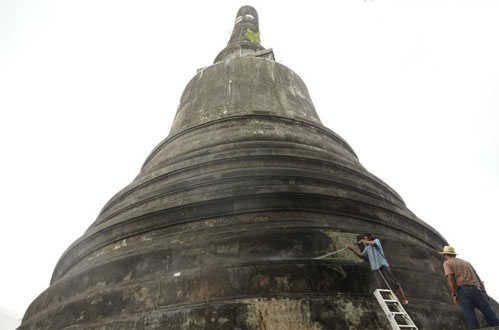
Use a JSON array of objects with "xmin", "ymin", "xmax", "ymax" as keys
[{"xmin": 214, "ymin": 6, "xmax": 266, "ymax": 63}]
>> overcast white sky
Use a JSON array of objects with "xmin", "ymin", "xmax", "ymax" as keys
[{"xmin": 1, "ymin": 0, "xmax": 498, "ymax": 318}]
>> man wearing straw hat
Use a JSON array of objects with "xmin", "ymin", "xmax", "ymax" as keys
[{"xmin": 440, "ymin": 245, "xmax": 499, "ymax": 329}]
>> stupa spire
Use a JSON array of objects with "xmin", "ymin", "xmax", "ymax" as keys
[{"xmin": 214, "ymin": 6, "xmax": 267, "ymax": 63}]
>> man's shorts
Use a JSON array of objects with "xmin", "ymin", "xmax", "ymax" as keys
[{"xmin": 375, "ymin": 266, "xmax": 401, "ymax": 290}]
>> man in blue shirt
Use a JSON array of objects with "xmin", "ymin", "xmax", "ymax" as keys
[{"xmin": 349, "ymin": 233, "xmax": 408, "ymax": 304}]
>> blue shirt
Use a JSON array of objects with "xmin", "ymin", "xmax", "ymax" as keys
[{"xmin": 362, "ymin": 239, "xmax": 389, "ymax": 270}]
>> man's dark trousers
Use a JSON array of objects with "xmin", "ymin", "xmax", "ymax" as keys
[{"xmin": 457, "ymin": 285, "xmax": 499, "ymax": 329}]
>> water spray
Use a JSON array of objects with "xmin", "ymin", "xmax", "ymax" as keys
[{"xmin": 313, "ymin": 242, "xmax": 361, "ymax": 260}]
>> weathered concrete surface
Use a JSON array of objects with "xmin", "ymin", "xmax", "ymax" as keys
[{"xmin": 19, "ymin": 6, "xmax": 498, "ymax": 330}]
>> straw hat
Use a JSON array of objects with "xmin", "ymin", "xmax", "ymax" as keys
[{"xmin": 438, "ymin": 246, "xmax": 457, "ymax": 255}]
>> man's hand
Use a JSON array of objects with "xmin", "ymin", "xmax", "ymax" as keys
[
  {"xmin": 347, "ymin": 246, "xmax": 363, "ymax": 259},
  {"xmin": 453, "ymin": 295, "xmax": 459, "ymax": 306}
]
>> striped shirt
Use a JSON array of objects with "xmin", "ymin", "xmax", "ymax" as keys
[{"xmin": 362, "ymin": 239, "xmax": 389, "ymax": 270}]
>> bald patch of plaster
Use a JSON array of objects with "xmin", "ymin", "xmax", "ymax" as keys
[
  {"xmin": 245, "ymin": 298, "xmax": 323, "ymax": 330},
  {"xmin": 338, "ymin": 300, "xmax": 364, "ymax": 329}
]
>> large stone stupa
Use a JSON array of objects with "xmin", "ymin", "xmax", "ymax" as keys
[{"xmin": 19, "ymin": 6, "xmax": 496, "ymax": 330}]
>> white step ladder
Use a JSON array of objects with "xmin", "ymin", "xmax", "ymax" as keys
[{"xmin": 373, "ymin": 289, "xmax": 418, "ymax": 330}]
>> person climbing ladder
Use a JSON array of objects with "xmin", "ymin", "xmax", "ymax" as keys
[{"xmin": 348, "ymin": 233, "xmax": 409, "ymax": 304}]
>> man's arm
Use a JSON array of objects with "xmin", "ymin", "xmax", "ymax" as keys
[
  {"xmin": 446, "ymin": 274, "xmax": 459, "ymax": 305},
  {"xmin": 360, "ymin": 239, "xmax": 376, "ymax": 246},
  {"xmin": 347, "ymin": 247, "xmax": 364, "ymax": 260}
]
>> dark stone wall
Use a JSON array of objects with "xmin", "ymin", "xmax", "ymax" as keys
[{"xmin": 18, "ymin": 9, "xmax": 496, "ymax": 330}]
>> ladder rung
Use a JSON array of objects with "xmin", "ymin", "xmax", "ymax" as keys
[
  {"xmin": 395, "ymin": 320, "xmax": 415, "ymax": 325},
  {"xmin": 373, "ymin": 288, "xmax": 419, "ymax": 330}
]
